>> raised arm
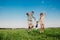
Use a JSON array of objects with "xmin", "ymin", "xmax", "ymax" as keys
[{"xmin": 32, "ymin": 16, "xmax": 36, "ymax": 21}]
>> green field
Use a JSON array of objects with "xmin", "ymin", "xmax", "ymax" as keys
[{"xmin": 0, "ymin": 28, "xmax": 60, "ymax": 40}]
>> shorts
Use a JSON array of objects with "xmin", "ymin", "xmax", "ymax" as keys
[
  {"xmin": 35, "ymin": 24, "xmax": 38, "ymax": 28},
  {"xmin": 28, "ymin": 20, "xmax": 33, "ymax": 26}
]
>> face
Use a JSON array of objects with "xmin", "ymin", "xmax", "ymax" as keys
[
  {"xmin": 40, "ymin": 15, "xmax": 43, "ymax": 17},
  {"xmin": 40, "ymin": 13, "xmax": 43, "ymax": 17}
]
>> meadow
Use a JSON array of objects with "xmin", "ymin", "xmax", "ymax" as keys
[{"xmin": 0, "ymin": 28, "xmax": 60, "ymax": 40}]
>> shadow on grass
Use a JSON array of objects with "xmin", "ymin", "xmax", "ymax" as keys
[
  {"xmin": 0, "ymin": 33, "xmax": 4, "ymax": 40},
  {"xmin": 45, "ymin": 33, "xmax": 60, "ymax": 40},
  {"xmin": 27, "ymin": 29, "xmax": 40, "ymax": 36}
]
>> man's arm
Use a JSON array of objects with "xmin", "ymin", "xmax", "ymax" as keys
[{"xmin": 32, "ymin": 16, "xmax": 36, "ymax": 21}]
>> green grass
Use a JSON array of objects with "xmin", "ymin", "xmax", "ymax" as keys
[{"xmin": 0, "ymin": 28, "xmax": 60, "ymax": 40}]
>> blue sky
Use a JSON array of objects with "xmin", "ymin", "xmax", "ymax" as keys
[{"xmin": 0, "ymin": 0, "xmax": 60, "ymax": 28}]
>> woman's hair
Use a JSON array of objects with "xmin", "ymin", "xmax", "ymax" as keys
[
  {"xmin": 36, "ymin": 21, "xmax": 38, "ymax": 23},
  {"xmin": 40, "ymin": 13, "xmax": 43, "ymax": 16}
]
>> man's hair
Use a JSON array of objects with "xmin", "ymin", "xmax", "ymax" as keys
[
  {"xmin": 40, "ymin": 13, "xmax": 43, "ymax": 15},
  {"xmin": 31, "ymin": 11, "xmax": 34, "ymax": 13},
  {"xmin": 26, "ymin": 13, "xmax": 29, "ymax": 16}
]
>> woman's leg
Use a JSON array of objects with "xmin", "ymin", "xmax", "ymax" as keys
[
  {"xmin": 40, "ymin": 24, "xmax": 44, "ymax": 33},
  {"xmin": 41, "ymin": 24, "xmax": 44, "ymax": 33}
]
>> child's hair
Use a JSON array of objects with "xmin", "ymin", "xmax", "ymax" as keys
[
  {"xmin": 26, "ymin": 13, "xmax": 29, "ymax": 16},
  {"xmin": 31, "ymin": 11, "xmax": 34, "ymax": 13},
  {"xmin": 40, "ymin": 13, "xmax": 43, "ymax": 16},
  {"xmin": 36, "ymin": 21, "xmax": 38, "ymax": 23}
]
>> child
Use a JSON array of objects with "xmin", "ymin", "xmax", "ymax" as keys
[
  {"xmin": 40, "ymin": 13, "xmax": 46, "ymax": 33},
  {"xmin": 35, "ymin": 21, "xmax": 38, "ymax": 30},
  {"xmin": 26, "ymin": 11, "xmax": 36, "ymax": 32}
]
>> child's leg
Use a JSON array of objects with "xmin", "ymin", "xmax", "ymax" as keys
[
  {"xmin": 35, "ymin": 24, "xmax": 38, "ymax": 30},
  {"xmin": 36, "ymin": 25, "xmax": 37, "ymax": 28}
]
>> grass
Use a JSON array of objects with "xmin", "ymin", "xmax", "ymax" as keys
[{"xmin": 0, "ymin": 28, "xmax": 60, "ymax": 40}]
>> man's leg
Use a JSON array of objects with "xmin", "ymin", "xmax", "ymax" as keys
[
  {"xmin": 30, "ymin": 25, "xmax": 34, "ymax": 30},
  {"xmin": 29, "ymin": 21, "xmax": 34, "ymax": 29},
  {"xmin": 28, "ymin": 21, "xmax": 32, "ymax": 32},
  {"xmin": 28, "ymin": 26, "xmax": 30, "ymax": 29}
]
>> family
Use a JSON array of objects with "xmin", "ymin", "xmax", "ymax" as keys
[{"xmin": 26, "ymin": 11, "xmax": 46, "ymax": 33}]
